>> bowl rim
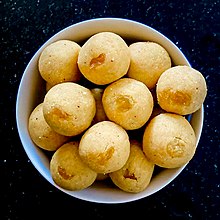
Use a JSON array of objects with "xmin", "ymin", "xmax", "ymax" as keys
[{"xmin": 16, "ymin": 17, "xmax": 204, "ymax": 204}]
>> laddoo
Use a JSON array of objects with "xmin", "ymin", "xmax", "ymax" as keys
[
  {"xmin": 50, "ymin": 141, "xmax": 97, "ymax": 191},
  {"xmin": 38, "ymin": 40, "xmax": 81, "ymax": 85},
  {"xmin": 156, "ymin": 65, "xmax": 207, "ymax": 115},
  {"xmin": 142, "ymin": 113, "xmax": 196, "ymax": 168},
  {"xmin": 102, "ymin": 78, "xmax": 154, "ymax": 130},
  {"xmin": 77, "ymin": 32, "xmax": 130, "ymax": 85},
  {"xmin": 109, "ymin": 140, "xmax": 155, "ymax": 193},
  {"xmin": 28, "ymin": 103, "xmax": 69, "ymax": 151},
  {"xmin": 127, "ymin": 41, "xmax": 171, "ymax": 89},
  {"xmin": 79, "ymin": 121, "xmax": 130, "ymax": 174},
  {"xmin": 43, "ymin": 82, "xmax": 96, "ymax": 136},
  {"xmin": 91, "ymin": 88, "xmax": 108, "ymax": 123}
]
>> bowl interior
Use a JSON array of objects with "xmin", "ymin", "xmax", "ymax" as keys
[{"xmin": 16, "ymin": 18, "xmax": 204, "ymax": 204}]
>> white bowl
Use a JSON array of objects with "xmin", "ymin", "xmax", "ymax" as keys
[{"xmin": 16, "ymin": 18, "xmax": 204, "ymax": 204}]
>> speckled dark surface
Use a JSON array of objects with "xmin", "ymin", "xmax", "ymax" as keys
[{"xmin": 1, "ymin": 0, "xmax": 220, "ymax": 219}]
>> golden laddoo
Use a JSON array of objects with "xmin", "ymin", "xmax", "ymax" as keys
[
  {"xmin": 127, "ymin": 41, "xmax": 171, "ymax": 89},
  {"xmin": 50, "ymin": 141, "xmax": 97, "ymax": 191},
  {"xmin": 38, "ymin": 40, "xmax": 81, "ymax": 85},
  {"xmin": 156, "ymin": 65, "xmax": 207, "ymax": 115},
  {"xmin": 28, "ymin": 103, "xmax": 69, "ymax": 151},
  {"xmin": 79, "ymin": 121, "xmax": 130, "ymax": 174},
  {"xmin": 77, "ymin": 32, "xmax": 130, "ymax": 85},
  {"xmin": 91, "ymin": 88, "xmax": 108, "ymax": 123},
  {"xmin": 29, "ymin": 32, "xmax": 206, "ymax": 194},
  {"xmin": 109, "ymin": 140, "xmax": 155, "ymax": 193},
  {"xmin": 43, "ymin": 82, "xmax": 96, "ymax": 136},
  {"xmin": 102, "ymin": 78, "xmax": 154, "ymax": 130},
  {"xmin": 142, "ymin": 113, "xmax": 196, "ymax": 168}
]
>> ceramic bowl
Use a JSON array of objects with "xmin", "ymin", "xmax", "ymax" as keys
[{"xmin": 16, "ymin": 18, "xmax": 204, "ymax": 204}]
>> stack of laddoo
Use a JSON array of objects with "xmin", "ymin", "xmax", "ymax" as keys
[{"xmin": 28, "ymin": 32, "xmax": 207, "ymax": 193}]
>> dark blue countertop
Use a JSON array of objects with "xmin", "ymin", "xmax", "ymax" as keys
[{"xmin": 1, "ymin": 0, "xmax": 220, "ymax": 219}]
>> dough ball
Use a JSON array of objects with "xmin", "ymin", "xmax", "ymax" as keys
[
  {"xmin": 102, "ymin": 78, "xmax": 154, "ymax": 130},
  {"xmin": 50, "ymin": 141, "xmax": 97, "ymax": 191},
  {"xmin": 156, "ymin": 65, "xmax": 207, "ymax": 115},
  {"xmin": 142, "ymin": 113, "xmax": 196, "ymax": 168},
  {"xmin": 91, "ymin": 88, "xmax": 108, "ymax": 123},
  {"xmin": 28, "ymin": 103, "xmax": 69, "ymax": 151},
  {"xmin": 43, "ymin": 82, "xmax": 96, "ymax": 136},
  {"xmin": 38, "ymin": 40, "xmax": 81, "ymax": 85},
  {"xmin": 109, "ymin": 140, "xmax": 155, "ymax": 193},
  {"xmin": 127, "ymin": 42, "xmax": 171, "ymax": 89},
  {"xmin": 77, "ymin": 32, "xmax": 130, "ymax": 85},
  {"xmin": 79, "ymin": 121, "xmax": 130, "ymax": 173}
]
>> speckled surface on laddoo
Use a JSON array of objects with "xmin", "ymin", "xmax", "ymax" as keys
[
  {"xmin": 102, "ymin": 78, "xmax": 154, "ymax": 130},
  {"xmin": 50, "ymin": 141, "xmax": 97, "ymax": 191},
  {"xmin": 156, "ymin": 65, "xmax": 207, "ymax": 115},
  {"xmin": 28, "ymin": 103, "xmax": 69, "ymax": 151},
  {"xmin": 38, "ymin": 40, "xmax": 81, "ymax": 85},
  {"xmin": 142, "ymin": 113, "xmax": 196, "ymax": 168},
  {"xmin": 79, "ymin": 121, "xmax": 130, "ymax": 174},
  {"xmin": 127, "ymin": 41, "xmax": 171, "ymax": 89},
  {"xmin": 77, "ymin": 32, "xmax": 130, "ymax": 85},
  {"xmin": 43, "ymin": 82, "xmax": 96, "ymax": 136},
  {"xmin": 109, "ymin": 140, "xmax": 155, "ymax": 193}
]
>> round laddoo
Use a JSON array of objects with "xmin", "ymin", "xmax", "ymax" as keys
[
  {"xmin": 102, "ymin": 78, "xmax": 154, "ymax": 130},
  {"xmin": 79, "ymin": 121, "xmax": 130, "ymax": 174},
  {"xmin": 77, "ymin": 32, "xmax": 130, "ymax": 85},
  {"xmin": 38, "ymin": 40, "xmax": 81, "ymax": 85},
  {"xmin": 50, "ymin": 141, "xmax": 97, "ymax": 191},
  {"xmin": 109, "ymin": 140, "xmax": 155, "ymax": 193},
  {"xmin": 43, "ymin": 82, "xmax": 96, "ymax": 136},
  {"xmin": 127, "ymin": 41, "xmax": 171, "ymax": 89},
  {"xmin": 91, "ymin": 88, "xmax": 108, "ymax": 124},
  {"xmin": 28, "ymin": 103, "xmax": 69, "ymax": 151},
  {"xmin": 142, "ymin": 113, "xmax": 196, "ymax": 168},
  {"xmin": 156, "ymin": 65, "xmax": 207, "ymax": 115}
]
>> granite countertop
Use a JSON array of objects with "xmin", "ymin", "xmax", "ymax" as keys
[{"xmin": 1, "ymin": 0, "xmax": 220, "ymax": 219}]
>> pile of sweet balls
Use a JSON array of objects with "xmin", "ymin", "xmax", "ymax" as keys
[{"xmin": 28, "ymin": 32, "xmax": 207, "ymax": 193}]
